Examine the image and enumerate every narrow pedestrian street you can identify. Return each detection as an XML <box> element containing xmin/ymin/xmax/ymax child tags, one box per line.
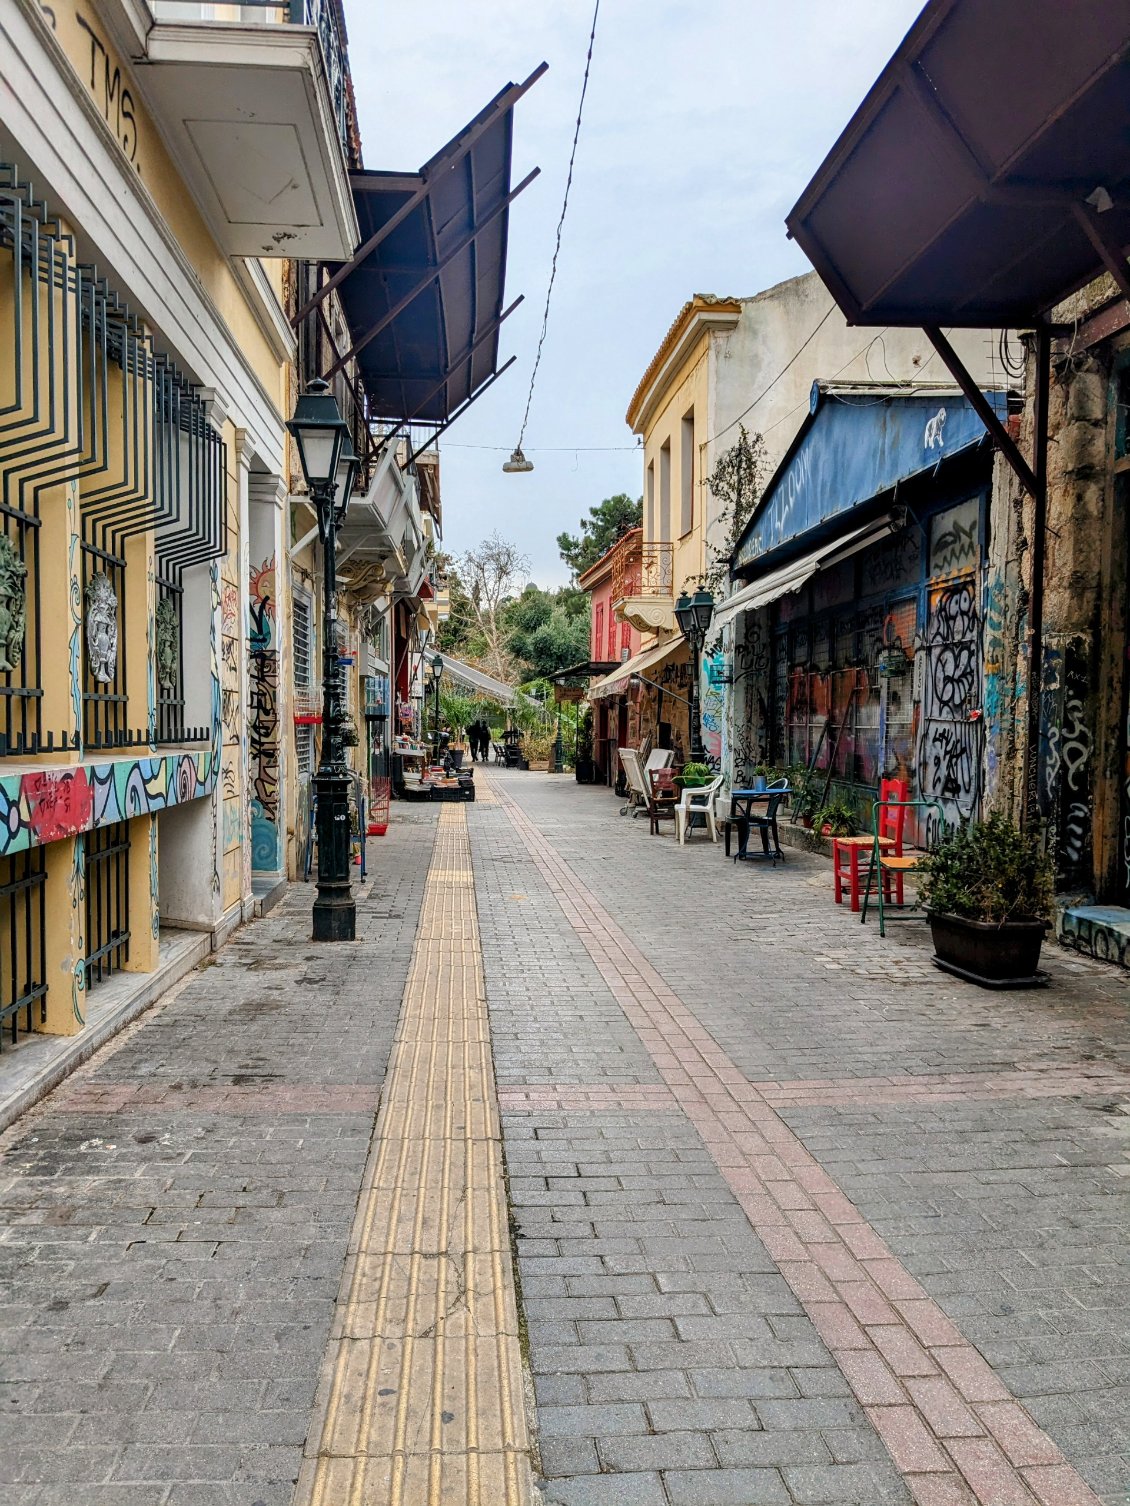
<box><xmin>2</xmin><ymin>769</ymin><xmax>1129</xmax><ymax>1506</ymax></box>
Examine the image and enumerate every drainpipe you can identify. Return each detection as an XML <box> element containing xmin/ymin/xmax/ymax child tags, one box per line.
<box><xmin>1023</xmin><ymin>326</ymin><xmax>1051</xmax><ymax>829</ymax></box>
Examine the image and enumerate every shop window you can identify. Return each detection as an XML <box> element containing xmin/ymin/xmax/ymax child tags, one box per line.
<box><xmin>83</xmin><ymin>822</ymin><xmax>130</xmax><ymax>991</ymax></box>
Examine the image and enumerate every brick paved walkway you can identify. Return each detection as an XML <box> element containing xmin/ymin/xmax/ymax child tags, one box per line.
<box><xmin>475</xmin><ymin>769</ymin><xmax>1130</xmax><ymax>1506</ymax></box>
<box><xmin>1</xmin><ymin>772</ymin><xmax>1129</xmax><ymax>1505</ymax></box>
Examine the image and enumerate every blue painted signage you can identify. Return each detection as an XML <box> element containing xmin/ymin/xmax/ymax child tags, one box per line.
<box><xmin>733</xmin><ymin>389</ymin><xmax>1007</xmax><ymax>571</ymax></box>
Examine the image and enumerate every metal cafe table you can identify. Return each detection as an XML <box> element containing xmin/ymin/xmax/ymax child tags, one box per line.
<box><xmin>726</xmin><ymin>785</ymin><xmax>791</xmax><ymax>863</ymax></box>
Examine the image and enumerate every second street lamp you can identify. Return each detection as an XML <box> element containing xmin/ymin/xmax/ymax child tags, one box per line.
<box><xmin>430</xmin><ymin>654</ymin><xmax>443</xmax><ymax>758</ymax></box>
<box><xmin>287</xmin><ymin>379</ymin><xmax>358</xmax><ymax>943</ymax></box>
<box><xmin>675</xmin><ymin>586</ymin><xmax>715</xmax><ymax>764</ymax></box>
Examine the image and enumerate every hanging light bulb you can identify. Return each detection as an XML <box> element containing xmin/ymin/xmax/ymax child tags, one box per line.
<box><xmin>502</xmin><ymin>446</ymin><xmax>534</xmax><ymax>473</ymax></box>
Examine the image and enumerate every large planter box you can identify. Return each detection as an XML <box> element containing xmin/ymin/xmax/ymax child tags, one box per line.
<box><xmin>928</xmin><ymin>911</ymin><xmax>1048</xmax><ymax>988</ymax></box>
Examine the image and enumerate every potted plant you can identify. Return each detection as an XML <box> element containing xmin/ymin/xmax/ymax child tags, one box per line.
<box><xmin>815</xmin><ymin>799</ymin><xmax>856</xmax><ymax>838</ymax></box>
<box><xmin>675</xmin><ymin>761</ymin><xmax>713</xmax><ymax>790</ymax></box>
<box><xmin>915</xmin><ymin>814</ymin><xmax>1054</xmax><ymax>987</ymax></box>
<box><xmin>751</xmin><ymin>763</ymin><xmax>769</xmax><ymax>793</ymax></box>
<box><xmin>788</xmin><ymin>767</ymin><xmax>822</xmax><ymax>828</ymax></box>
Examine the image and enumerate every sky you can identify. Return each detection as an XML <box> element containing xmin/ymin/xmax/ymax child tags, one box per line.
<box><xmin>346</xmin><ymin>0</ymin><xmax>925</xmax><ymax>589</ymax></box>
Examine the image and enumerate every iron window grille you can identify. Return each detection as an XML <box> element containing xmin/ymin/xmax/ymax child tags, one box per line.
<box><xmin>0</xmin><ymin>848</ymin><xmax>46</xmax><ymax>1049</ymax></box>
<box><xmin>83</xmin><ymin>820</ymin><xmax>130</xmax><ymax>990</ymax></box>
<box><xmin>1</xmin><ymin>162</ymin><xmax>226</xmax><ymax>758</ymax></box>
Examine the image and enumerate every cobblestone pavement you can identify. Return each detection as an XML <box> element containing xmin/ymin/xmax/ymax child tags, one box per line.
<box><xmin>0</xmin><ymin>810</ymin><xmax>438</xmax><ymax>1506</ymax></box>
<box><xmin>474</xmin><ymin>770</ymin><xmax>1130</xmax><ymax>1506</ymax></box>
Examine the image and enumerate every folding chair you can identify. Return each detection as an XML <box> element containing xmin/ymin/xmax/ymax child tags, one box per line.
<box><xmin>861</xmin><ymin>799</ymin><xmax>945</xmax><ymax>937</ymax></box>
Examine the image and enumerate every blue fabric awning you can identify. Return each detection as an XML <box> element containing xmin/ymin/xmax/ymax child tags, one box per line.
<box><xmin>732</xmin><ymin>385</ymin><xmax>1005</xmax><ymax>574</ymax></box>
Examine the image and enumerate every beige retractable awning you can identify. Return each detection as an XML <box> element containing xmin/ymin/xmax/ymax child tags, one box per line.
<box><xmin>589</xmin><ymin>637</ymin><xmax>685</xmax><ymax>699</ymax></box>
<box><xmin>717</xmin><ymin>517</ymin><xmax>897</xmax><ymax>633</ymax></box>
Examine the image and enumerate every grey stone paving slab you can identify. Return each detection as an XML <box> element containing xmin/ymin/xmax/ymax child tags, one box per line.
<box><xmin>483</xmin><ymin>770</ymin><xmax>1130</xmax><ymax>1505</ymax></box>
<box><xmin>473</xmin><ymin>791</ymin><xmax>909</xmax><ymax>1506</ymax></box>
<box><xmin>0</xmin><ymin>810</ymin><xmax>438</xmax><ymax>1502</ymax></box>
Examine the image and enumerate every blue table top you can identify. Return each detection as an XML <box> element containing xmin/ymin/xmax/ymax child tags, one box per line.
<box><xmin>732</xmin><ymin>786</ymin><xmax>791</xmax><ymax>798</ymax></box>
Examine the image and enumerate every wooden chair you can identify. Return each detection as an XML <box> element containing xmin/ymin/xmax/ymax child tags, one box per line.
<box><xmin>647</xmin><ymin>766</ymin><xmax>679</xmax><ymax>836</ymax></box>
<box><xmin>861</xmin><ymin>799</ymin><xmax>944</xmax><ymax>936</ymax></box>
<box><xmin>833</xmin><ymin>778</ymin><xmax>908</xmax><ymax>912</ymax></box>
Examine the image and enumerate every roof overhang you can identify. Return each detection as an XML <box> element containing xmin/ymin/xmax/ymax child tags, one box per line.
<box><xmin>626</xmin><ymin>297</ymin><xmax>742</xmax><ymax>433</ymax></box>
<box><xmin>549</xmin><ymin>659</ymin><xmax>620</xmax><ymax>682</ymax></box>
<box><xmin>316</xmin><ymin>68</ymin><xmax>544</xmax><ymax>424</ymax></box>
<box><xmin>589</xmin><ymin>639</ymin><xmax>688</xmax><ymax>700</ymax></box>
<box><xmin>787</xmin><ymin>0</ymin><xmax>1130</xmax><ymax>328</ymax></box>
<box><xmin>136</xmin><ymin>22</ymin><xmax>358</xmax><ymax>259</ymax></box>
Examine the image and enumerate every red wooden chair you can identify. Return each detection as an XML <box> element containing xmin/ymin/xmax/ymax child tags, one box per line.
<box><xmin>832</xmin><ymin>778</ymin><xmax>908</xmax><ymax>911</ymax></box>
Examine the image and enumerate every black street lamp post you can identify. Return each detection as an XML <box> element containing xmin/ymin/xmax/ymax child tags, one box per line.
<box><xmin>430</xmin><ymin>654</ymin><xmax>443</xmax><ymax>757</ymax></box>
<box><xmin>287</xmin><ymin>379</ymin><xmax>359</xmax><ymax>942</ymax></box>
<box><xmin>674</xmin><ymin>587</ymin><xmax>716</xmax><ymax>764</ymax></box>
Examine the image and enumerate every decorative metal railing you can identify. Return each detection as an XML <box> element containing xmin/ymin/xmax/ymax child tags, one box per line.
<box><xmin>0</xmin><ymin>849</ymin><xmax>46</xmax><ymax>1049</ymax></box>
<box><xmin>83</xmin><ymin>821</ymin><xmax>131</xmax><ymax>990</ymax></box>
<box><xmin>612</xmin><ymin>541</ymin><xmax>673</xmax><ymax>603</ymax></box>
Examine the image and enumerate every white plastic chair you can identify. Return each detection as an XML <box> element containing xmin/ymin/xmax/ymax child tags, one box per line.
<box><xmin>675</xmin><ymin>775</ymin><xmax>724</xmax><ymax>845</ymax></box>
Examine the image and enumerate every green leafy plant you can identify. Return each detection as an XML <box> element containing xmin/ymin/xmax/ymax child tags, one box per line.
<box><xmin>787</xmin><ymin>767</ymin><xmax>822</xmax><ymax>823</ymax></box>
<box><xmin>815</xmin><ymin>799</ymin><xmax>856</xmax><ymax>837</ymax></box>
<box><xmin>916</xmin><ymin>814</ymin><xmax>1054</xmax><ymax>926</ymax></box>
<box><xmin>677</xmin><ymin>761</ymin><xmax>713</xmax><ymax>789</ymax></box>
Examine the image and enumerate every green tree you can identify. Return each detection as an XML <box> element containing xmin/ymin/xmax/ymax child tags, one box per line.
<box><xmin>557</xmin><ymin>493</ymin><xmax>642</xmax><ymax>579</ymax></box>
<box><xmin>703</xmin><ymin>425</ymin><xmax>765</xmax><ymax>595</ymax></box>
<box><xmin>504</xmin><ymin>584</ymin><xmax>590</xmax><ymax>680</ymax></box>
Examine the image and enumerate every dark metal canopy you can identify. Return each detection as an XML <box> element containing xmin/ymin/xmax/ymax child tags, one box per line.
<box><xmin>787</xmin><ymin>0</ymin><xmax>1130</xmax><ymax>328</ymax></box>
<box><xmin>312</xmin><ymin>66</ymin><xmax>545</xmax><ymax>424</ymax></box>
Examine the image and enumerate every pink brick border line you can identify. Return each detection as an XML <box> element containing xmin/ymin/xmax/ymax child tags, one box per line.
<box><xmin>492</xmin><ymin>787</ymin><xmax>1105</xmax><ymax>1506</ymax></box>
<box><xmin>50</xmin><ymin>1083</ymin><xmax>377</xmax><ymax>1116</ymax></box>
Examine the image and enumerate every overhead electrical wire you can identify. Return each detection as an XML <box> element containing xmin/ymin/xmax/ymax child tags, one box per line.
<box><xmin>706</xmin><ymin>301</ymin><xmax>836</xmax><ymax>446</ymax></box>
<box><xmin>511</xmin><ymin>0</ymin><xmax>601</xmax><ymax>459</ymax></box>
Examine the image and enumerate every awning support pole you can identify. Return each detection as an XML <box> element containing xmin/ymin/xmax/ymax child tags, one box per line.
<box><xmin>1071</xmin><ymin>202</ymin><xmax>1130</xmax><ymax>306</ymax></box>
<box><xmin>403</xmin><ymin>357</ymin><xmax>518</xmax><ymax>467</ymax></box>
<box><xmin>321</xmin><ymin>169</ymin><xmax>540</xmax><ymax>382</ymax></box>
<box><xmin>374</xmin><ymin>296</ymin><xmax>524</xmax><ymax>459</ymax></box>
<box><xmin>922</xmin><ymin>326</ymin><xmax>1038</xmax><ymax>494</ymax></box>
<box><xmin>292</xmin><ymin>61</ymin><xmax>548</xmax><ymax>327</ymax></box>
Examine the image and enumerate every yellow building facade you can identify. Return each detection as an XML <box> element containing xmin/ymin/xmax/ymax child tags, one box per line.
<box><xmin>0</xmin><ymin>0</ymin><xmax>358</xmax><ymax>1044</ymax></box>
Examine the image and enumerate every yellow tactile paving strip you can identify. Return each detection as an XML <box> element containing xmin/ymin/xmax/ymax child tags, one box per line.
<box><xmin>294</xmin><ymin>806</ymin><xmax>535</xmax><ymax>1506</ymax></box>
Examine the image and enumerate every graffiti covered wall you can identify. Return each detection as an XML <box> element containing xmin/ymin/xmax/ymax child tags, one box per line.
<box><xmin>249</xmin><ymin>554</ymin><xmax>281</xmax><ymax>871</ymax></box>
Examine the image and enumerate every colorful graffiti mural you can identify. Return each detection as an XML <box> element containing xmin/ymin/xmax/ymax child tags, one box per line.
<box><xmin>249</xmin><ymin>555</ymin><xmax>281</xmax><ymax>871</ymax></box>
<box><xmin>0</xmin><ymin>747</ymin><xmax>218</xmax><ymax>859</ymax></box>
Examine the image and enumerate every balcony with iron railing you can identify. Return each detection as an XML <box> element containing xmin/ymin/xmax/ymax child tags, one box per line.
<box><xmin>612</xmin><ymin>541</ymin><xmax>676</xmax><ymax>632</ymax></box>
<box><xmin>149</xmin><ymin>1</ymin><xmax>350</xmax><ymax>151</ymax></box>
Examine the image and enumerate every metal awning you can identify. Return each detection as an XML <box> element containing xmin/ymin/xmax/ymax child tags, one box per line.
<box><xmin>787</xmin><ymin>1</ymin><xmax>1130</xmax><ymax>328</ymax></box>
<box><xmin>439</xmin><ymin>656</ymin><xmax>532</xmax><ymax>707</ymax></box>
<box><xmin>717</xmin><ymin>519</ymin><xmax>898</xmax><ymax>632</ymax></box>
<box><xmin>302</xmin><ymin>66</ymin><xmax>545</xmax><ymax>423</ymax></box>
<box><xmin>549</xmin><ymin>659</ymin><xmax>620</xmax><ymax>682</ymax></box>
<box><xmin>589</xmin><ymin>639</ymin><xmax>686</xmax><ymax>701</ymax></box>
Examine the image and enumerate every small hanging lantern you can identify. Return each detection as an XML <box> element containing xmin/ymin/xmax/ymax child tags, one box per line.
<box><xmin>502</xmin><ymin>446</ymin><xmax>534</xmax><ymax>473</ymax></box>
